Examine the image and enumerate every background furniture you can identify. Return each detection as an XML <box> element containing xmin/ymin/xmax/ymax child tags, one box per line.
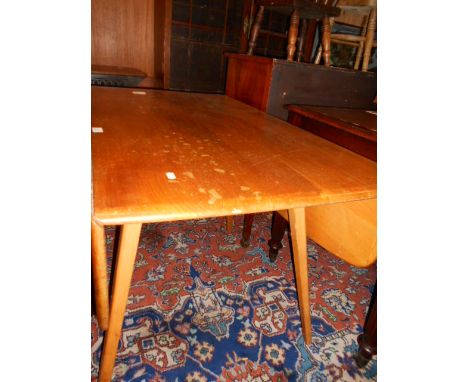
<box><xmin>287</xmin><ymin>105</ymin><xmax>376</xmax><ymax>160</ymax></box>
<box><xmin>225</xmin><ymin>53</ymin><xmax>376</xmax><ymax>120</ymax></box>
<box><xmin>314</xmin><ymin>0</ymin><xmax>377</xmax><ymax>71</ymax></box>
<box><xmin>246</xmin><ymin>0</ymin><xmax>340</xmax><ymax>63</ymax></box>
<box><xmin>92</xmin><ymin>0</ymin><xmax>246</xmax><ymax>92</ymax></box>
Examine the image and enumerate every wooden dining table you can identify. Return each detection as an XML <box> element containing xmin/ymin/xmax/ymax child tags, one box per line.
<box><xmin>91</xmin><ymin>86</ymin><xmax>377</xmax><ymax>381</ymax></box>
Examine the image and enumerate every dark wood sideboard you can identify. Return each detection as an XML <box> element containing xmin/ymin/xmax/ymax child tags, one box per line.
<box><xmin>225</xmin><ymin>53</ymin><xmax>376</xmax><ymax>120</ymax></box>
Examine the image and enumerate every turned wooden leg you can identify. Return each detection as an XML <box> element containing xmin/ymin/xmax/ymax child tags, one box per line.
<box><xmin>296</xmin><ymin>19</ymin><xmax>308</xmax><ymax>62</ymax></box>
<box><xmin>241</xmin><ymin>213</ymin><xmax>254</xmax><ymax>247</ymax></box>
<box><xmin>99</xmin><ymin>223</ymin><xmax>142</xmax><ymax>382</ymax></box>
<box><xmin>287</xmin><ymin>9</ymin><xmax>300</xmax><ymax>61</ymax></box>
<box><xmin>362</xmin><ymin>6</ymin><xmax>376</xmax><ymax>72</ymax></box>
<box><xmin>225</xmin><ymin>216</ymin><xmax>234</xmax><ymax>232</ymax></box>
<box><xmin>268</xmin><ymin>211</ymin><xmax>288</xmax><ymax>262</ymax></box>
<box><xmin>247</xmin><ymin>6</ymin><xmax>265</xmax><ymax>55</ymax></box>
<box><xmin>92</xmin><ymin>219</ymin><xmax>109</xmax><ymax>331</ymax></box>
<box><xmin>314</xmin><ymin>18</ymin><xmax>334</xmax><ymax>65</ymax></box>
<box><xmin>314</xmin><ymin>44</ymin><xmax>322</xmax><ymax>65</ymax></box>
<box><xmin>356</xmin><ymin>284</ymin><xmax>377</xmax><ymax>367</ymax></box>
<box><xmin>289</xmin><ymin>207</ymin><xmax>311</xmax><ymax>344</ymax></box>
<box><xmin>322</xmin><ymin>16</ymin><xmax>332</xmax><ymax>66</ymax></box>
<box><xmin>354</xmin><ymin>14</ymin><xmax>369</xmax><ymax>70</ymax></box>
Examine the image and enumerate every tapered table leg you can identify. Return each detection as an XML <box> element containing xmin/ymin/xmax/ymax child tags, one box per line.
<box><xmin>288</xmin><ymin>207</ymin><xmax>311</xmax><ymax>344</ymax></box>
<box><xmin>268</xmin><ymin>211</ymin><xmax>288</xmax><ymax>262</ymax></box>
<box><xmin>98</xmin><ymin>223</ymin><xmax>142</xmax><ymax>382</ymax></box>
<box><xmin>92</xmin><ymin>219</ymin><xmax>109</xmax><ymax>331</ymax></box>
<box><xmin>356</xmin><ymin>283</ymin><xmax>377</xmax><ymax>367</ymax></box>
<box><xmin>241</xmin><ymin>213</ymin><xmax>254</xmax><ymax>247</ymax></box>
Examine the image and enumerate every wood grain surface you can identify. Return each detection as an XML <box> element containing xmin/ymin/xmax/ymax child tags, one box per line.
<box><xmin>91</xmin><ymin>0</ymin><xmax>155</xmax><ymax>77</ymax></box>
<box><xmin>91</xmin><ymin>86</ymin><xmax>376</xmax><ymax>225</ymax></box>
<box><xmin>225</xmin><ymin>54</ymin><xmax>274</xmax><ymax>112</ymax></box>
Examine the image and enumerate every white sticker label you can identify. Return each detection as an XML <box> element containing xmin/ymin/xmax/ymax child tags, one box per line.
<box><xmin>92</xmin><ymin>127</ymin><xmax>104</xmax><ymax>133</ymax></box>
<box><xmin>165</xmin><ymin>172</ymin><xmax>176</xmax><ymax>180</ymax></box>
<box><xmin>132</xmin><ymin>91</ymin><xmax>147</xmax><ymax>95</ymax></box>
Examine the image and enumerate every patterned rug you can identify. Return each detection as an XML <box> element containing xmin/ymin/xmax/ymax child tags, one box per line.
<box><xmin>91</xmin><ymin>213</ymin><xmax>377</xmax><ymax>381</ymax></box>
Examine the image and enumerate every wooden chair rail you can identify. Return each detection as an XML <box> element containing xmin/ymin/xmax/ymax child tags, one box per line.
<box><xmin>247</xmin><ymin>0</ymin><xmax>340</xmax><ymax>63</ymax></box>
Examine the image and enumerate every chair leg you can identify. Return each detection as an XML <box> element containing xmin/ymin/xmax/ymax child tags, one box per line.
<box><xmin>92</xmin><ymin>219</ymin><xmax>109</xmax><ymax>331</ymax></box>
<box><xmin>354</xmin><ymin>13</ymin><xmax>369</xmax><ymax>70</ymax></box>
<box><xmin>356</xmin><ymin>283</ymin><xmax>377</xmax><ymax>367</ymax></box>
<box><xmin>321</xmin><ymin>16</ymin><xmax>332</xmax><ymax>66</ymax></box>
<box><xmin>362</xmin><ymin>6</ymin><xmax>376</xmax><ymax>72</ymax></box>
<box><xmin>268</xmin><ymin>211</ymin><xmax>288</xmax><ymax>262</ymax></box>
<box><xmin>241</xmin><ymin>213</ymin><xmax>254</xmax><ymax>247</ymax></box>
<box><xmin>287</xmin><ymin>9</ymin><xmax>300</xmax><ymax>61</ymax></box>
<box><xmin>314</xmin><ymin>45</ymin><xmax>322</xmax><ymax>65</ymax></box>
<box><xmin>314</xmin><ymin>18</ymin><xmax>334</xmax><ymax>65</ymax></box>
<box><xmin>247</xmin><ymin>6</ymin><xmax>265</xmax><ymax>55</ymax></box>
<box><xmin>288</xmin><ymin>207</ymin><xmax>312</xmax><ymax>345</ymax></box>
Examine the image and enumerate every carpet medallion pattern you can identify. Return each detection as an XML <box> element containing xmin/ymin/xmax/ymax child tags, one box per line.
<box><xmin>91</xmin><ymin>213</ymin><xmax>376</xmax><ymax>381</ymax></box>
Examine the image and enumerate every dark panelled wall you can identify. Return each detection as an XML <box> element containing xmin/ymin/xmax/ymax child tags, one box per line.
<box><xmin>170</xmin><ymin>0</ymin><xmax>244</xmax><ymax>93</ymax></box>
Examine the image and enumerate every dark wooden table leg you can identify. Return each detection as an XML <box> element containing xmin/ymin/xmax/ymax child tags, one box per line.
<box><xmin>356</xmin><ymin>283</ymin><xmax>377</xmax><ymax>367</ymax></box>
<box><xmin>247</xmin><ymin>6</ymin><xmax>265</xmax><ymax>55</ymax></box>
<box><xmin>241</xmin><ymin>213</ymin><xmax>255</xmax><ymax>247</ymax></box>
<box><xmin>268</xmin><ymin>211</ymin><xmax>288</xmax><ymax>262</ymax></box>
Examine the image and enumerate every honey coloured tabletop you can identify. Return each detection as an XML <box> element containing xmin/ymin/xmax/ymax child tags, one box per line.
<box><xmin>91</xmin><ymin>86</ymin><xmax>376</xmax><ymax>225</ymax></box>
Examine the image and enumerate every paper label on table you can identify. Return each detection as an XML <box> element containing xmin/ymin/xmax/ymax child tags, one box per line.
<box><xmin>132</xmin><ymin>91</ymin><xmax>147</xmax><ymax>95</ymax></box>
<box><xmin>165</xmin><ymin>172</ymin><xmax>176</xmax><ymax>180</ymax></box>
<box><xmin>92</xmin><ymin>127</ymin><xmax>104</xmax><ymax>133</ymax></box>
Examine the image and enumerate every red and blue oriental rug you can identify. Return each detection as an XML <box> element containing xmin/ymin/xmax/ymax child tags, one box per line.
<box><xmin>91</xmin><ymin>213</ymin><xmax>377</xmax><ymax>381</ymax></box>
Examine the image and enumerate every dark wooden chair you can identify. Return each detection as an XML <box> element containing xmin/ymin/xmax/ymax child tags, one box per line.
<box><xmin>247</xmin><ymin>0</ymin><xmax>341</xmax><ymax>63</ymax></box>
<box><xmin>314</xmin><ymin>0</ymin><xmax>377</xmax><ymax>71</ymax></box>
